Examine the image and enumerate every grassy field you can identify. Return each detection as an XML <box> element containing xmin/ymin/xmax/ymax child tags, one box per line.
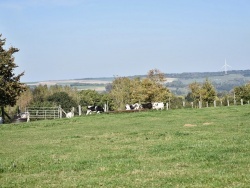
<box><xmin>0</xmin><ymin>106</ymin><xmax>250</xmax><ymax>187</ymax></box>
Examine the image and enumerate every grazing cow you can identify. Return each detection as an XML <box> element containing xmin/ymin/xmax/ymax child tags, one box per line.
<box><xmin>125</xmin><ymin>103</ymin><xmax>140</xmax><ymax>110</ymax></box>
<box><xmin>152</xmin><ymin>102</ymin><xmax>164</xmax><ymax>110</ymax></box>
<box><xmin>66</xmin><ymin>112</ymin><xmax>74</xmax><ymax>118</ymax></box>
<box><xmin>125</xmin><ymin>104</ymin><xmax>132</xmax><ymax>110</ymax></box>
<box><xmin>13</xmin><ymin>112</ymin><xmax>30</xmax><ymax>123</ymax></box>
<box><xmin>140</xmin><ymin>103</ymin><xmax>152</xmax><ymax>109</ymax></box>
<box><xmin>86</xmin><ymin>105</ymin><xmax>104</xmax><ymax>115</ymax></box>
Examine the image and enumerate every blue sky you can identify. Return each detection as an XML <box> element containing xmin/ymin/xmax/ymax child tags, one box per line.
<box><xmin>1</xmin><ymin>0</ymin><xmax>249</xmax><ymax>82</ymax></box>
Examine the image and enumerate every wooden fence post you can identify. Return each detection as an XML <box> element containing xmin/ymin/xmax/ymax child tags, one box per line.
<box><xmin>78</xmin><ymin>105</ymin><xmax>81</xmax><ymax>116</ymax></box>
<box><xmin>191</xmin><ymin>102</ymin><xmax>193</xmax><ymax>108</ymax></box>
<box><xmin>166</xmin><ymin>103</ymin><xmax>169</xmax><ymax>110</ymax></box>
<box><xmin>206</xmin><ymin>102</ymin><xmax>208</xmax><ymax>108</ymax></box>
<box><xmin>241</xmin><ymin>99</ymin><xmax>243</xmax><ymax>105</ymax></box>
<box><xmin>59</xmin><ymin>105</ymin><xmax>62</xmax><ymax>118</ymax></box>
<box><xmin>199</xmin><ymin>101</ymin><xmax>202</xmax><ymax>109</ymax></box>
<box><xmin>214</xmin><ymin>100</ymin><xmax>216</xmax><ymax>107</ymax></box>
<box><xmin>227</xmin><ymin>100</ymin><xmax>230</xmax><ymax>107</ymax></box>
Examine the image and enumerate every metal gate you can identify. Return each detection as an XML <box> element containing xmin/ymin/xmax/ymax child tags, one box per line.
<box><xmin>26</xmin><ymin>106</ymin><xmax>62</xmax><ymax>120</ymax></box>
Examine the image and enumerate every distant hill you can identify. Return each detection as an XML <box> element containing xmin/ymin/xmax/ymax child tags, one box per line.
<box><xmin>26</xmin><ymin>69</ymin><xmax>250</xmax><ymax>95</ymax></box>
<box><xmin>166</xmin><ymin>69</ymin><xmax>250</xmax><ymax>79</ymax></box>
<box><xmin>165</xmin><ymin>70</ymin><xmax>250</xmax><ymax>95</ymax></box>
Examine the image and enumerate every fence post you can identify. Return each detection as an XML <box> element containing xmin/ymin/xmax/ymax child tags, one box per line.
<box><xmin>166</xmin><ymin>103</ymin><xmax>169</xmax><ymax>110</ymax></box>
<box><xmin>78</xmin><ymin>105</ymin><xmax>81</xmax><ymax>116</ymax></box>
<box><xmin>206</xmin><ymin>102</ymin><xmax>208</xmax><ymax>108</ymax></box>
<box><xmin>183</xmin><ymin>101</ymin><xmax>185</xmax><ymax>108</ymax></box>
<box><xmin>59</xmin><ymin>105</ymin><xmax>62</xmax><ymax>118</ymax></box>
<box><xmin>220</xmin><ymin>100</ymin><xmax>222</xmax><ymax>106</ymax></box>
<box><xmin>191</xmin><ymin>102</ymin><xmax>193</xmax><ymax>108</ymax></box>
<box><xmin>241</xmin><ymin>99</ymin><xmax>243</xmax><ymax>105</ymax></box>
<box><xmin>227</xmin><ymin>100</ymin><xmax>230</xmax><ymax>107</ymax></box>
<box><xmin>104</xmin><ymin>104</ymin><xmax>107</xmax><ymax>112</ymax></box>
<box><xmin>214</xmin><ymin>100</ymin><xmax>216</xmax><ymax>107</ymax></box>
<box><xmin>234</xmin><ymin>92</ymin><xmax>236</xmax><ymax>105</ymax></box>
<box><xmin>27</xmin><ymin>112</ymin><xmax>30</xmax><ymax>122</ymax></box>
<box><xmin>199</xmin><ymin>101</ymin><xmax>202</xmax><ymax>109</ymax></box>
<box><xmin>168</xmin><ymin>97</ymin><xmax>171</xmax><ymax>109</ymax></box>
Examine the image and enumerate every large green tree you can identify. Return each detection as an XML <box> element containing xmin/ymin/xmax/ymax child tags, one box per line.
<box><xmin>0</xmin><ymin>34</ymin><xmax>26</xmax><ymax>123</ymax></box>
<box><xmin>109</xmin><ymin>77</ymin><xmax>133</xmax><ymax>110</ymax></box>
<box><xmin>109</xmin><ymin>69</ymin><xmax>170</xmax><ymax>110</ymax></box>
<box><xmin>47</xmin><ymin>92</ymin><xmax>77</xmax><ymax>110</ymax></box>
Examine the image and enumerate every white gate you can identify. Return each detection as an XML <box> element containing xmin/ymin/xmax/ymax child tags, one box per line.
<box><xmin>26</xmin><ymin>106</ymin><xmax>62</xmax><ymax>120</ymax></box>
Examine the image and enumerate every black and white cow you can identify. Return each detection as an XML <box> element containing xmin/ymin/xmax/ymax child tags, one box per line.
<box><xmin>140</xmin><ymin>103</ymin><xmax>153</xmax><ymax>109</ymax></box>
<box><xmin>125</xmin><ymin>103</ymin><xmax>140</xmax><ymax>110</ymax></box>
<box><xmin>86</xmin><ymin>105</ymin><xmax>104</xmax><ymax>115</ymax></box>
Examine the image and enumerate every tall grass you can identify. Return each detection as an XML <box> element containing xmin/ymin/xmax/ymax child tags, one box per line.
<box><xmin>0</xmin><ymin>106</ymin><xmax>250</xmax><ymax>187</ymax></box>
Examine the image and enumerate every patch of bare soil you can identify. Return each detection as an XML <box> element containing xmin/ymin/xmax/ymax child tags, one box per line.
<box><xmin>203</xmin><ymin>122</ymin><xmax>213</xmax><ymax>125</ymax></box>
<box><xmin>184</xmin><ymin>124</ymin><xmax>197</xmax><ymax>127</ymax></box>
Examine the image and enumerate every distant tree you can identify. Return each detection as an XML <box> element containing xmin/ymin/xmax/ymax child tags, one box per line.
<box><xmin>169</xmin><ymin>96</ymin><xmax>184</xmax><ymax>109</ymax></box>
<box><xmin>79</xmin><ymin>89</ymin><xmax>103</xmax><ymax>106</ymax></box>
<box><xmin>49</xmin><ymin>85</ymin><xmax>79</xmax><ymax>104</ymax></box>
<box><xmin>188</xmin><ymin>81</ymin><xmax>201</xmax><ymax>103</ymax></box>
<box><xmin>32</xmin><ymin>84</ymin><xmax>50</xmax><ymax>103</ymax></box>
<box><xmin>139</xmin><ymin>69</ymin><xmax>170</xmax><ymax>102</ymax></box>
<box><xmin>109</xmin><ymin>77</ymin><xmax>133</xmax><ymax>110</ymax></box>
<box><xmin>16</xmin><ymin>87</ymin><xmax>33</xmax><ymax>111</ymax></box>
<box><xmin>147</xmin><ymin>69</ymin><xmax>166</xmax><ymax>83</ymax></box>
<box><xmin>185</xmin><ymin>92</ymin><xmax>193</xmax><ymax>102</ymax></box>
<box><xmin>188</xmin><ymin>79</ymin><xmax>217</xmax><ymax>105</ymax></box>
<box><xmin>109</xmin><ymin>69</ymin><xmax>171</xmax><ymax>110</ymax></box>
<box><xmin>234</xmin><ymin>83</ymin><xmax>250</xmax><ymax>103</ymax></box>
<box><xmin>201</xmin><ymin>79</ymin><xmax>217</xmax><ymax>104</ymax></box>
<box><xmin>0</xmin><ymin>34</ymin><xmax>26</xmax><ymax>123</ymax></box>
<box><xmin>47</xmin><ymin>92</ymin><xmax>77</xmax><ymax>110</ymax></box>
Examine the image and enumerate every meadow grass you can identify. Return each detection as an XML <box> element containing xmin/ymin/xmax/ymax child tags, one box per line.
<box><xmin>0</xmin><ymin>106</ymin><xmax>250</xmax><ymax>187</ymax></box>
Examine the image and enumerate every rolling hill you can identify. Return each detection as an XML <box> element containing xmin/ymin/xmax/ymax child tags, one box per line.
<box><xmin>25</xmin><ymin>70</ymin><xmax>250</xmax><ymax>95</ymax></box>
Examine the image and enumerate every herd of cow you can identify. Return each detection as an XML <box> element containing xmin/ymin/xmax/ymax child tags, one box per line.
<box><xmin>125</xmin><ymin>102</ymin><xmax>164</xmax><ymax>110</ymax></box>
<box><xmin>84</xmin><ymin>102</ymin><xmax>164</xmax><ymax>116</ymax></box>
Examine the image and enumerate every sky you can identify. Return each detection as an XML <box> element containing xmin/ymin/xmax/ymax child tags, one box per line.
<box><xmin>0</xmin><ymin>0</ymin><xmax>249</xmax><ymax>82</ymax></box>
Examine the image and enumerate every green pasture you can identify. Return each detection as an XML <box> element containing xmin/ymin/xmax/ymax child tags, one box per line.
<box><xmin>0</xmin><ymin>106</ymin><xmax>250</xmax><ymax>187</ymax></box>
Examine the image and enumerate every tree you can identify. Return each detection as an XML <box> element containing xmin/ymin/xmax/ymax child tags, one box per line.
<box><xmin>16</xmin><ymin>87</ymin><xmax>33</xmax><ymax>111</ymax></box>
<box><xmin>109</xmin><ymin>76</ymin><xmax>133</xmax><ymax>110</ymax></box>
<box><xmin>234</xmin><ymin>83</ymin><xmax>250</xmax><ymax>103</ymax></box>
<box><xmin>79</xmin><ymin>89</ymin><xmax>103</xmax><ymax>106</ymax></box>
<box><xmin>0</xmin><ymin>34</ymin><xmax>26</xmax><ymax>123</ymax></box>
<box><xmin>188</xmin><ymin>81</ymin><xmax>201</xmax><ymax>103</ymax></box>
<box><xmin>201</xmin><ymin>79</ymin><xmax>217</xmax><ymax>104</ymax></box>
<box><xmin>109</xmin><ymin>69</ymin><xmax>171</xmax><ymax>110</ymax></box>
<box><xmin>47</xmin><ymin>92</ymin><xmax>77</xmax><ymax>110</ymax></box>
<box><xmin>188</xmin><ymin>79</ymin><xmax>217</xmax><ymax>106</ymax></box>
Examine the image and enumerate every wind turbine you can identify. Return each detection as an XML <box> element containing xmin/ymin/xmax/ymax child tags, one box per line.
<box><xmin>222</xmin><ymin>59</ymin><xmax>232</xmax><ymax>75</ymax></box>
